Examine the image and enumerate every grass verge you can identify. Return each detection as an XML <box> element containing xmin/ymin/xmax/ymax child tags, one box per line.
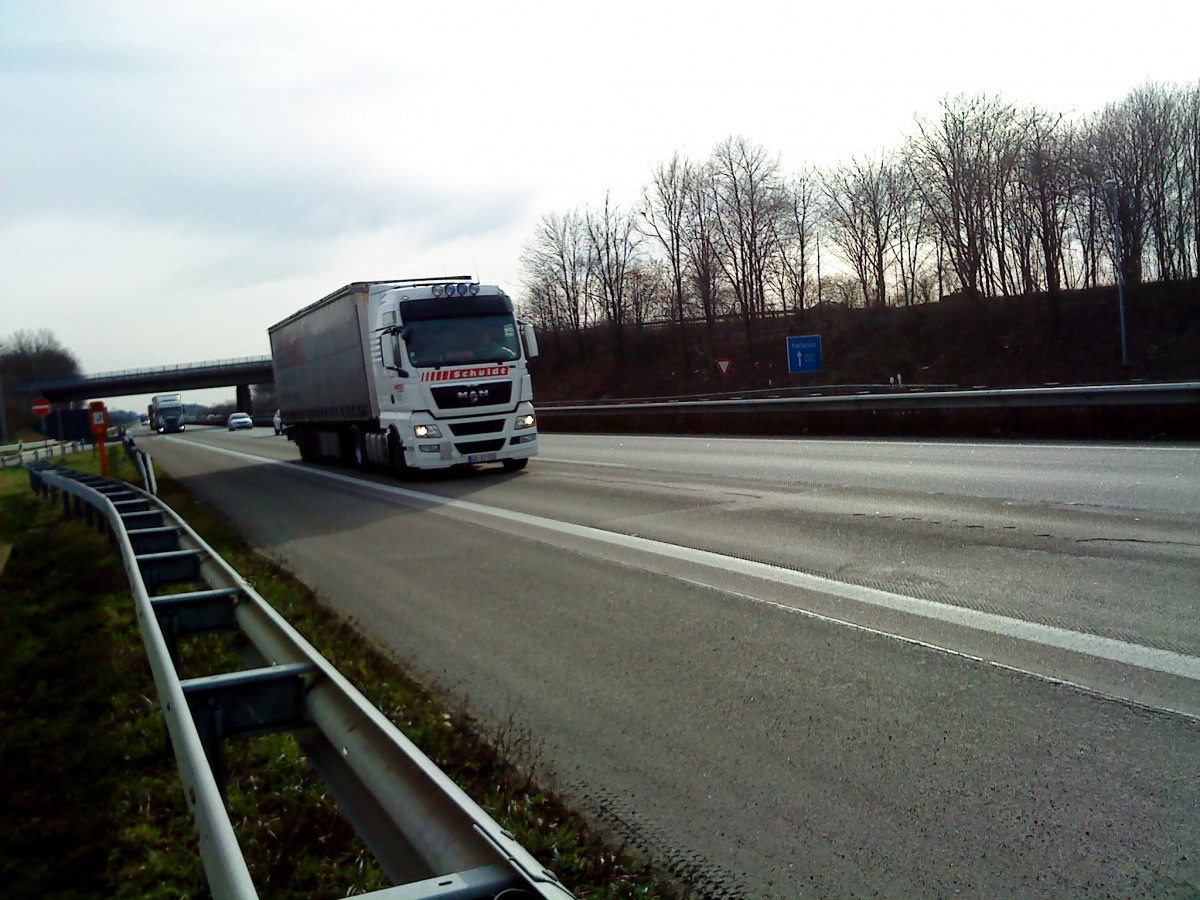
<box><xmin>0</xmin><ymin>449</ymin><xmax>679</xmax><ymax>898</ymax></box>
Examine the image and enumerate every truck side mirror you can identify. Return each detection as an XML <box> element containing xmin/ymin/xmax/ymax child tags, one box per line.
<box><xmin>380</xmin><ymin>332</ymin><xmax>410</xmax><ymax>377</ymax></box>
<box><xmin>522</xmin><ymin>322</ymin><xmax>539</xmax><ymax>359</ymax></box>
<box><xmin>379</xmin><ymin>334</ymin><xmax>401</xmax><ymax>373</ymax></box>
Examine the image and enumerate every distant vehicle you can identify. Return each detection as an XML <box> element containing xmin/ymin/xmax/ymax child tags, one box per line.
<box><xmin>273</xmin><ymin>409</ymin><xmax>284</xmax><ymax>435</ymax></box>
<box><xmin>227</xmin><ymin>412</ymin><xmax>253</xmax><ymax>431</ymax></box>
<box><xmin>149</xmin><ymin>394</ymin><xmax>186</xmax><ymax>434</ymax></box>
<box><xmin>269</xmin><ymin>277</ymin><xmax>538</xmax><ymax>473</ymax></box>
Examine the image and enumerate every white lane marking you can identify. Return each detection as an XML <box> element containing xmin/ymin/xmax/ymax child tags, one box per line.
<box><xmin>536</xmin><ymin>456</ymin><xmax>629</xmax><ymax>469</ymax></box>
<box><xmin>166</xmin><ymin>438</ymin><xmax>1200</xmax><ymax>682</ymax></box>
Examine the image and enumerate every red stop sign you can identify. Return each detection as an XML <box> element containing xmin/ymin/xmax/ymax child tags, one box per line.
<box><xmin>32</xmin><ymin>398</ymin><xmax>52</xmax><ymax>417</ymax></box>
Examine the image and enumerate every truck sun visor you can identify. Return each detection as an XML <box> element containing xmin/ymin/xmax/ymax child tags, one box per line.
<box><xmin>399</xmin><ymin>294</ymin><xmax>513</xmax><ymax>321</ymax></box>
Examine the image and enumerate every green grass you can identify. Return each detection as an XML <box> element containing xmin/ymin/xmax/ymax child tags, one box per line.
<box><xmin>0</xmin><ymin>450</ymin><xmax>679</xmax><ymax>898</ymax></box>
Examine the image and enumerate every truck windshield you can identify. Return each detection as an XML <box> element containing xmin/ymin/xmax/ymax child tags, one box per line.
<box><xmin>401</xmin><ymin>315</ymin><xmax>522</xmax><ymax>368</ymax></box>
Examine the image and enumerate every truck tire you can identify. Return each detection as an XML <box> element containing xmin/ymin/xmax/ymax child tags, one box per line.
<box><xmin>501</xmin><ymin>458</ymin><xmax>528</xmax><ymax>472</ymax></box>
<box><xmin>297</xmin><ymin>429</ymin><xmax>317</xmax><ymax>462</ymax></box>
<box><xmin>388</xmin><ymin>431</ymin><xmax>409</xmax><ymax>479</ymax></box>
<box><xmin>351</xmin><ymin>426</ymin><xmax>369</xmax><ymax>472</ymax></box>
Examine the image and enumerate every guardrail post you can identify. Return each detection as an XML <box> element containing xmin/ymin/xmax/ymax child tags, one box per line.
<box><xmin>182</xmin><ymin>663</ymin><xmax>314</xmax><ymax>802</ymax></box>
<box><xmin>138</xmin><ymin>549</ymin><xmax>203</xmax><ymax>591</ymax></box>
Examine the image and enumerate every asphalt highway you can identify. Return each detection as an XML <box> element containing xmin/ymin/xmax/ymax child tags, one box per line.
<box><xmin>144</xmin><ymin>427</ymin><xmax>1200</xmax><ymax>898</ymax></box>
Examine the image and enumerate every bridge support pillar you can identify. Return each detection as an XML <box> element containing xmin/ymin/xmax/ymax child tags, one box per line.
<box><xmin>236</xmin><ymin>384</ymin><xmax>251</xmax><ymax>413</ymax></box>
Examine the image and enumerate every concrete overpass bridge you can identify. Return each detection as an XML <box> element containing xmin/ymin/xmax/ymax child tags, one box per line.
<box><xmin>25</xmin><ymin>356</ymin><xmax>275</xmax><ymax>411</ymax></box>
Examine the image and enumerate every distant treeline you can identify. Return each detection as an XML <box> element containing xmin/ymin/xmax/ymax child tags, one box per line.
<box><xmin>520</xmin><ymin>83</ymin><xmax>1200</xmax><ymax>365</ymax></box>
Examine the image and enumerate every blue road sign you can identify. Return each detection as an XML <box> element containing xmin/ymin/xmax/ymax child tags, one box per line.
<box><xmin>786</xmin><ymin>335</ymin><xmax>822</xmax><ymax>374</ymax></box>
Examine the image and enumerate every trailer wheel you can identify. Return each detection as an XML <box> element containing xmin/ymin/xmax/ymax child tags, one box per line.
<box><xmin>297</xmin><ymin>430</ymin><xmax>317</xmax><ymax>462</ymax></box>
<box><xmin>351</xmin><ymin>426</ymin><xmax>369</xmax><ymax>472</ymax></box>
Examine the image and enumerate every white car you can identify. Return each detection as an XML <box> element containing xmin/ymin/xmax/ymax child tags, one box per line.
<box><xmin>227</xmin><ymin>412</ymin><xmax>254</xmax><ymax>431</ymax></box>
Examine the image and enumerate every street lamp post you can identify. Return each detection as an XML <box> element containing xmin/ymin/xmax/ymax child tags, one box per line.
<box><xmin>1103</xmin><ymin>178</ymin><xmax>1129</xmax><ymax>366</ymax></box>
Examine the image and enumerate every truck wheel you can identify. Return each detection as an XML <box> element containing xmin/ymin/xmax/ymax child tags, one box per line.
<box><xmin>501</xmin><ymin>458</ymin><xmax>528</xmax><ymax>472</ymax></box>
<box><xmin>298</xmin><ymin>431</ymin><xmax>317</xmax><ymax>462</ymax></box>
<box><xmin>352</xmin><ymin>427</ymin><xmax>369</xmax><ymax>472</ymax></box>
<box><xmin>388</xmin><ymin>432</ymin><xmax>410</xmax><ymax>479</ymax></box>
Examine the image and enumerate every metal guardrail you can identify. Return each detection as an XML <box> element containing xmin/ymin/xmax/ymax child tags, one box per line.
<box><xmin>1</xmin><ymin>439</ymin><xmax>88</xmax><ymax>468</ymax></box>
<box><xmin>27</xmin><ymin>463</ymin><xmax>574</xmax><ymax>900</ymax></box>
<box><xmin>120</xmin><ymin>433</ymin><xmax>157</xmax><ymax>495</ymax></box>
<box><xmin>538</xmin><ymin>381</ymin><xmax>1200</xmax><ymax>416</ymax></box>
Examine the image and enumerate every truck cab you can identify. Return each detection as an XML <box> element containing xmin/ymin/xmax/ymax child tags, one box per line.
<box><xmin>373</xmin><ymin>281</ymin><xmax>538</xmax><ymax>471</ymax></box>
<box><xmin>150</xmin><ymin>393</ymin><xmax>186</xmax><ymax>434</ymax></box>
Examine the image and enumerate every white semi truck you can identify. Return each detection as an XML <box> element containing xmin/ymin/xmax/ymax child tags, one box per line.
<box><xmin>269</xmin><ymin>277</ymin><xmax>538</xmax><ymax>473</ymax></box>
<box><xmin>148</xmin><ymin>393</ymin><xmax>186</xmax><ymax>433</ymax></box>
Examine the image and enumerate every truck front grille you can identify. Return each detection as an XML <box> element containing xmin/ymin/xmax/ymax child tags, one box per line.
<box><xmin>431</xmin><ymin>381</ymin><xmax>513</xmax><ymax>410</ymax></box>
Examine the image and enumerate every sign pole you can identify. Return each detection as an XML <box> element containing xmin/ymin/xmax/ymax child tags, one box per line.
<box><xmin>31</xmin><ymin>396</ymin><xmax>53</xmax><ymax>448</ymax></box>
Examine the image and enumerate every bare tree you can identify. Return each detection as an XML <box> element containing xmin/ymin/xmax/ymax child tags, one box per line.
<box><xmin>1185</xmin><ymin>83</ymin><xmax>1200</xmax><ymax>278</ymax></box>
<box><xmin>520</xmin><ymin>209</ymin><xmax>592</xmax><ymax>356</ymax></box>
<box><xmin>1089</xmin><ymin>90</ymin><xmax>1157</xmax><ymax>286</ymax></box>
<box><xmin>624</xmin><ymin>260</ymin><xmax>671</xmax><ymax>328</ymax></box>
<box><xmin>909</xmin><ymin>95</ymin><xmax>1019</xmax><ymax>301</ymax></box>
<box><xmin>585</xmin><ymin>193</ymin><xmax>642</xmax><ymax>360</ymax></box>
<box><xmin>710</xmin><ymin>136</ymin><xmax>785</xmax><ymax>349</ymax></box>
<box><xmin>771</xmin><ymin>170</ymin><xmax>821</xmax><ymax>317</ymax></box>
<box><xmin>890</xmin><ymin>161</ymin><xmax>932</xmax><ymax>305</ymax></box>
<box><xmin>1079</xmin><ymin>81</ymin><xmax>1200</xmax><ymax>287</ymax></box>
<box><xmin>641</xmin><ymin>153</ymin><xmax>695</xmax><ymax>367</ymax></box>
<box><xmin>822</xmin><ymin>154</ymin><xmax>903</xmax><ymax>308</ymax></box>
<box><xmin>1013</xmin><ymin>107</ymin><xmax>1079</xmax><ymax>315</ymax></box>
<box><xmin>683</xmin><ymin>160</ymin><xmax>724</xmax><ymax>357</ymax></box>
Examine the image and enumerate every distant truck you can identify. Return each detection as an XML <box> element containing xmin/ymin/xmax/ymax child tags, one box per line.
<box><xmin>148</xmin><ymin>393</ymin><xmax>186</xmax><ymax>433</ymax></box>
<box><xmin>269</xmin><ymin>277</ymin><xmax>538</xmax><ymax>473</ymax></box>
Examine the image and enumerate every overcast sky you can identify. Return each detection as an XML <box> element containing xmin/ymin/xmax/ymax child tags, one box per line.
<box><xmin>2</xmin><ymin>1</ymin><xmax>1196</xmax><ymax>410</ymax></box>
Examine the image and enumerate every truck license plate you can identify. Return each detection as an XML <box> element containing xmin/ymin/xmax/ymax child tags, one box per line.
<box><xmin>468</xmin><ymin>452</ymin><xmax>498</xmax><ymax>463</ymax></box>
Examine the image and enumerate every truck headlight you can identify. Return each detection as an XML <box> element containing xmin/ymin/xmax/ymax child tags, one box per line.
<box><xmin>413</xmin><ymin>424</ymin><xmax>442</xmax><ymax>439</ymax></box>
<box><xmin>515</xmin><ymin>414</ymin><xmax>536</xmax><ymax>430</ymax></box>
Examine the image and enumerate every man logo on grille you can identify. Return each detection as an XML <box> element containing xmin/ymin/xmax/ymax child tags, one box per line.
<box><xmin>458</xmin><ymin>389</ymin><xmax>489</xmax><ymax>404</ymax></box>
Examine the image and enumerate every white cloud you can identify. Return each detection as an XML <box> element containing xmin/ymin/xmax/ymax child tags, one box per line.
<box><xmin>2</xmin><ymin>0</ymin><xmax>1196</xmax><ymax>397</ymax></box>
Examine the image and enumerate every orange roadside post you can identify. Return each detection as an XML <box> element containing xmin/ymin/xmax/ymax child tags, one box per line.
<box><xmin>88</xmin><ymin>401</ymin><xmax>109</xmax><ymax>477</ymax></box>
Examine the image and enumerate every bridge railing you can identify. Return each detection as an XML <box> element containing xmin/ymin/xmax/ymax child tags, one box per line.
<box><xmin>26</xmin><ymin>355</ymin><xmax>273</xmax><ymax>390</ymax></box>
